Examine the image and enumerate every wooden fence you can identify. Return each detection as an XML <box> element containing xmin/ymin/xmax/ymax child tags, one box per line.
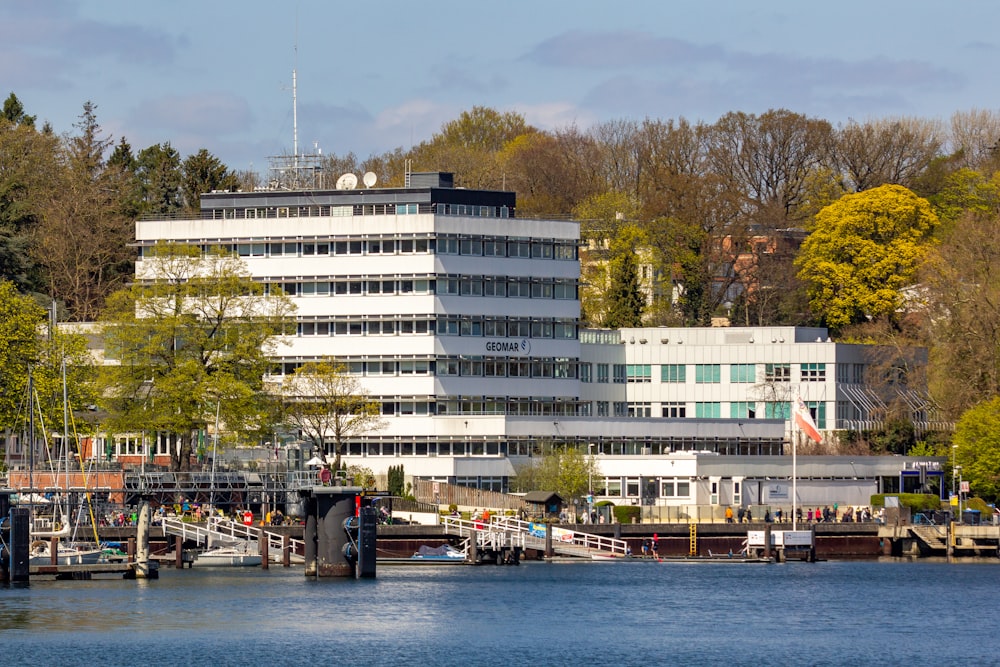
<box><xmin>412</xmin><ymin>479</ymin><xmax>528</xmax><ymax>512</ymax></box>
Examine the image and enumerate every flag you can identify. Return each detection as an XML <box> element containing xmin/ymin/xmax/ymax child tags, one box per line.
<box><xmin>794</xmin><ymin>396</ymin><xmax>822</xmax><ymax>443</ymax></box>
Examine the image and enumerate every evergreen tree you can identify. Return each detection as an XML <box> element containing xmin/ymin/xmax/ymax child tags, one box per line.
<box><xmin>602</xmin><ymin>225</ymin><xmax>646</xmax><ymax>328</ymax></box>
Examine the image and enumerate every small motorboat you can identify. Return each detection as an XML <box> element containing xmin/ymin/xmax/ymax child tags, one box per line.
<box><xmin>195</xmin><ymin>541</ymin><xmax>262</xmax><ymax>567</ymax></box>
<box><xmin>411</xmin><ymin>544</ymin><xmax>466</xmax><ymax>561</ymax></box>
<box><xmin>29</xmin><ymin>540</ymin><xmax>104</xmax><ymax>566</ymax></box>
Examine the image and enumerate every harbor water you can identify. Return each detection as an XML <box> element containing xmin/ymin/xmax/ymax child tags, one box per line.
<box><xmin>2</xmin><ymin>560</ymin><xmax>997</xmax><ymax>666</ymax></box>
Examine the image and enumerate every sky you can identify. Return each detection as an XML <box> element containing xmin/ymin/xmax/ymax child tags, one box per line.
<box><xmin>2</xmin><ymin>0</ymin><xmax>999</xmax><ymax>174</ymax></box>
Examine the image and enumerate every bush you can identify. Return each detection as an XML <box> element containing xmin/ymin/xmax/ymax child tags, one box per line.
<box><xmin>964</xmin><ymin>497</ymin><xmax>991</xmax><ymax>515</ymax></box>
<box><xmin>614</xmin><ymin>505</ymin><xmax>640</xmax><ymax>524</ymax></box>
<box><xmin>870</xmin><ymin>493</ymin><xmax>942</xmax><ymax>512</ymax></box>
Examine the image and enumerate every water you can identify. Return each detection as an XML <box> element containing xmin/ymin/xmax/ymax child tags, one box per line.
<box><xmin>1</xmin><ymin>560</ymin><xmax>997</xmax><ymax>666</ymax></box>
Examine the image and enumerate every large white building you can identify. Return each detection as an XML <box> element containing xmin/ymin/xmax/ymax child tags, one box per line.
<box><xmin>135</xmin><ymin>174</ymin><xmax>942</xmax><ymax>506</ymax></box>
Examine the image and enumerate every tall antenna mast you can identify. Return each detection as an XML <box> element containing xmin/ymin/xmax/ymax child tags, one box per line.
<box><xmin>292</xmin><ymin>14</ymin><xmax>299</xmax><ymax>173</ymax></box>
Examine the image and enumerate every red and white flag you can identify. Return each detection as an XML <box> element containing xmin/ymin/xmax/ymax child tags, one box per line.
<box><xmin>794</xmin><ymin>396</ymin><xmax>822</xmax><ymax>443</ymax></box>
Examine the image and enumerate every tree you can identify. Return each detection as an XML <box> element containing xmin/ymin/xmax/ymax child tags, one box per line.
<box><xmin>602</xmin><ymin>225</ymin><xmax>646</xmax><ymax>328</ymax></box>
<box><xmin>511</xmin><ymin>445</ymin><xmax>600</xmax><ymax>504</ymax></box>
<box><xmin>2</xmin><ymin>92</ymin><xmax>36</xmax><ymax>128</ymax></box>
<box><xmin>181</xmin><ymin>149</ymin><xmax>238</xmax><ymax>213</ymax></box>
<box><xmin>795</xmin><ymin>184</ymin><xmax>938</xmax><ymax>329</ymax></box>
<box><xmin>0</xmin><ymin>280</ymin><xmax>46</xmax><ymax>432</ymax></box>
<box><xmin>136</xmin><ymin>142</ymin><xmax>183</xmax><ymax>215</ymax></box>
<box><xmin>922</xmin><ymin>208</ymin><xmax>1000</xmax><ymax>417</ymax></box>
<box><xmin>0</xmin><ymin>281</ymin><xmax>94</xmax><ymax>442</ymax></box>
<box><xmin>34</xmin><ymin>103</ymin><xmax>135</xmax><ymax>320</ymax></box>
<box><xmin>281</xmin><ymin>359</ymin><xmax>384</xmax><ymax>471</ymax></box>
<box><xmin>832</xmin><ymin>117</ymin><xmax>942</xmax><ymax>193</ymax></box>
<box><xmin>951</xmin><ymin>396</ymin><xmax>1000</xmax><ymax>502</ymax></box>
<box><xmin>99</xmin><ymin>245</ymin><xmax>295</xmax><ymax>471</ymax></box>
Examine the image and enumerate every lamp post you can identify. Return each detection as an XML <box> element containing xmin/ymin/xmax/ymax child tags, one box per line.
<box><xmin>955</xmin><ymin>465</ymin><xmax>963</xmax><ymax>522</ymax></box>
<box><xmin>952</xmin><ymin>444</ymin><xmax>958</xmax><ymax>499</ymax></box>
<box><xmin>587</xmin><ymin>443</ymin><xmax>594</xmax><ymax>521</ymax></box>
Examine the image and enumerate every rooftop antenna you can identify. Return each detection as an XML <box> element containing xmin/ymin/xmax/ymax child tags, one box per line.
<box><xmin>292</xmin><ymin>14</ymin><xmax>299</xmax><ymax>174</ymax></box>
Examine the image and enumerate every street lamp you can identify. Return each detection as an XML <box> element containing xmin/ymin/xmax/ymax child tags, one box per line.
<box><xmin>955</xmin><ymin>465</ymin><xmax>963</xmax><ymax>521</ymax></box>
<box><xmin>587</xmin><ymin>444</ymin><xmax>595</xmax><ymax>521</ymax></box>
<box><xmin>952</xmin><ymin>444</ymin><xmax>958</xmax><ymax>499</ymax></box>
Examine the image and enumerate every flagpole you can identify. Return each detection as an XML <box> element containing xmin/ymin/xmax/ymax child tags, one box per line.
<box><xmin>792</xmin><ymin>414</ymin><xmax>798</xmax><ymax>531</ymax></box>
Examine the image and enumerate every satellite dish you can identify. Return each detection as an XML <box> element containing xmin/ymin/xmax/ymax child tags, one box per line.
<box><xmin>335</xmin><ymin>172</ymin><xmax>358</xmax><ymax>190</ymax></box>
<box><xmin>362</xmin><ymin>171</ymin><xmax>377</xmax><ymax>188</ymax></box>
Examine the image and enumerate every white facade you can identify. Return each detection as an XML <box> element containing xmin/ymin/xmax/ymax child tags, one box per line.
<box><xmin>135</xmin><ymin>175</ymin><xmax>935</xmax><ymax>498</ymax></box>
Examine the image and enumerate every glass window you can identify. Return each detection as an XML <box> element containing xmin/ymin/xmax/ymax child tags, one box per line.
<box><xmin>613</xmin><ymin>364</ymin><xmax>627</xmax><ymax>383</ymax></box>
<box><xmin>597</xmin><ymin>364</ymin><xmax>609</xmax><ymax>384</ymax></box>
<box><xmin>695</xmin><ymin>364</ymin><xmax>721</xmax><ymax>383</ymax></box>
<box><xmin>661</xmin><ymin>364</ymin><xmax>686</xmax><ymax>383</ymax></box>
<box><xmin>695</xmin><ymin>402</ymin><xmax>721</xmax><ymax>418</ymax></box>
<box><xmin>580</xmin><ymin>363</ymin><xmax>592</xmax><ymax>383</ymax></box>
<box><xmin>764</xmin><ymin>363</ymin><xmax>791</xmax><ymax>382</ymax></box>
<box><xmin>730</xmin><ymin>364</ymin><xmax>756</xmax><ymax>383</ymax></box>
<box><xmin>806</xmin><ymin>401</ymin><xmax>827</xmax><ymax>429</ymax></box>
<box><xmin>661</xmin><ymin>402</ymin><xmax>686</xmax><ymax>418</ymax></box>
<box><xmin>730</xmin><ymin>401</ymin><xmax>756</xmax><ymax>419</ymax></box>
<box><xmin>765</xmin><ymin>402</ymin><xmax>790</xmax><ymax>419</ymax></box>
<box><xmin>801</xmin><ymin>363</ymin><xmax>827</xmax><ymax>382</ymax></box>
<box><xmin>627</xmin><ymin>364</ymin><xmax>652</xmax><ymax>383</ymax></box>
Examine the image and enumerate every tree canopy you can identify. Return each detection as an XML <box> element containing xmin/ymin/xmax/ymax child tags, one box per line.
<box><xmin>952</xmin><ymin>396</ymin><xmax>1000</xmax><ymax>501</ymax></box>
<box><xmin>795</xmin><ymin>184</ymin><xmax>938</xmax><ymax>329</ymax></box>
<box><xmin>99</xmin><ymin>245</ymin><xmax>294</xmax><ymax>471</ymax></box>
<box><xmin>280</xmin><ymin>359</ymin><xmax>384</xmax><ymax>470</ymax></box>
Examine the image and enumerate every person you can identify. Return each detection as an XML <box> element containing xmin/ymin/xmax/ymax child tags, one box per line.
<box><xmin>796</xmin><ymin>506</ymin><xmax>802</xmax><ymax>523</ymax></box>
<box><xmin>319</xmin><ymin>466</ymin><xmax>332</xmax><ymax>486</ymax></box>
<box><xmin>651</xmin><ymin>535</ymin><xmax>659</xmax><ymax>559</ymax></box>
<box><xmin>737</xmin><ymin>506</ymin><xmax>745</xmax><ymax>523</ymax></box>
<box><xmin>775</xmin><ymin>507</ymin><xmax>783</xmax><ymax>523</ymax></box>
<box><xmin>764</xmin><ymin>510</ymin><xmax>771</xmax><ymax>523</ymax></box>
<box><xmin>746</xmin><ymin>506</ymin><xmax>753</xmax><ymax>523</ymax></box>
<box><xmin>725</xmin><ymin>506</ymin><xmax>734</xmax><ymax>523</ymax></box>
<box><xmin>641</xmin><ymin>539</ymin><xmax>650</xmax><ymax>558</ymax></box>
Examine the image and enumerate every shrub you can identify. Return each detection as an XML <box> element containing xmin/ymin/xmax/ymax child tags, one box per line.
<box><xmin>870</xmin><ymin>493</ymin><xmax>942</xmax><ymax>512</ymax></box>
<box><xmin>614</xmin><ymin>505</ymin><xmax>640</xmax><ymax>524</ymax></box>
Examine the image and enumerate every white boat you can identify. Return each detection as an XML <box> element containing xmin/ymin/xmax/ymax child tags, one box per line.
<box><xmin>195</xmin><ymin>541</ymin><xmax>262</xmax><ymax>567</ymax></box>
<box><xmin>29</xmin><ymin>540</ymin><xmax>104</xmax><ymax>566</ymax></box>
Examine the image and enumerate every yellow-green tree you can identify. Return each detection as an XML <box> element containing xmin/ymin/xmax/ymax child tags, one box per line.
<box><xmin>100</xmin><ymin>245</ymin><xmax>295</xmax><ymax>471</ymax></box>
<box><xmin>951</xmin><ymin>396</ymin><xmax>1000</xmax><ymax>501</ymax></box>
<box><xmin>795</xmin><ymin>184</ymin><xmax>938</xmax><ymax>328</ymax></box>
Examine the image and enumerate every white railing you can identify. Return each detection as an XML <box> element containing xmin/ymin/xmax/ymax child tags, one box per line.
<box><xmin>161</xmin><ymin>516</ymin><xmax>304</xmax><ymax>562</ymax></box>
<box><xmin>442</xmin><ymin>515</ymin><xmax>628</xmax><ymax>558</ymax></box>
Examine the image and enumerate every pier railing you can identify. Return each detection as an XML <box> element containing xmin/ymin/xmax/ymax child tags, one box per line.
<box><xmin>442</xmin><ymin>515</ymin><xmax>628</xmax><ymax>558</ymax></box>
<box><xmin>161</xmin><ymin>516</ymin><xmax>304</xmax><ymax>562</ymax></box>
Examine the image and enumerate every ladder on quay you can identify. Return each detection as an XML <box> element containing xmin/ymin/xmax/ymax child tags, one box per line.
<box><xmin>161</xmin><ymin>516</ymin><xmax>304</xmax><ymax>563</ymax></box>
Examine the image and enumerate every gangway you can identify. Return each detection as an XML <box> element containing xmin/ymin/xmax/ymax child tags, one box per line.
<box><xmin>161</xmin><ymin>516</ymin><xmax>304</xmax><ymax>563</ymax></box>
<box><xmin>442</xmin><ymin>516</ymin><xmax>629</xmax><ymax>559</ymax></box>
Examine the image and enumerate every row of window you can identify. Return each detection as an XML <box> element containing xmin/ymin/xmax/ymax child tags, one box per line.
<box><xmin>582</xmin><ymin>363</ymin><xmax>833</xmax><ymax>384</ymax></box>
<box><xmin>146</xmin><ymin>235</ymin><xmax>578</xmax><ymax>261</ymax></box>
<box><xmin>276</xmin><ymin>277</ymin><xmax>578</xmax><ymax>300</ymax></box>
<box><xmin>275</xmin><ymin>358</ymin><xmax>579</xmax><ymax>380</ymax></box>
<box><xmin>205</xmin><ymin>201</ymin><xmax>512</xmax><ymax>221</ymax></box>
<box><xmin>297</xmin><ymin>317</ymin><xmax>578</xmax><ymax>339</ymax></box>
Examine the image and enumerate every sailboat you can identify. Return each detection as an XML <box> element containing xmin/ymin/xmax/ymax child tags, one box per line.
<box><xmin>27</xmin><ymin>358</ymin><xmax>105</xmax><ymax>567</ymax></box>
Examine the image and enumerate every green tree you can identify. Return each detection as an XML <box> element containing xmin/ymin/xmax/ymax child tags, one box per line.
<box><xmin>2</xmin><ymin>92</ymin><xmax>36</xmax><ymax>128</ymax></box>
<box><xmin>0</xmin><ymin>281</ymin><xmax>46</xmax><ymax>432</ymax></box>
<box><xmin>602</xmin><ymin>225</ymin><xmax>646</xmax><ymax>328</ymax></box>
<box><xmin>922</xmin><ymin>209</ymin><xmax>1000</xmax><ymax>417</ymax></box>
<box><xmin>99</xmin><ymin>245</ymin><xmax>295</xmax><ymax>471</ymax></box>
<box><xmin>181</xmin><ymin>149</ymin><xmax>238</xmax><ymax>213</ymax></box>
<box><xmin>952</xmin><ymin>396</ymin><xmax>1000</xmax><ymax>502</ymax></box>
<box><xmin>512</xmin><ymin>446</ymin><xmax>601</xmax><ymax>504</ymax></box>
<box><xmin>280</xmin><ymin>359</ymin><xmax>384</xmax><ymax>471</ymax></box>
<box><xmin>136</xmin><ymin>142</ymin><xmax>183</xmax><ymax>215</ymax></box>
<box><xmin>795</xmin><ymin>184</ymin><xmax>939</xmax><ymax>329</ymax></box>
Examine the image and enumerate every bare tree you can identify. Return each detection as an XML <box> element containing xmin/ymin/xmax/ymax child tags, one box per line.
<box><xmin>281</xmin><ymin>359</ymin><xmax>385</xmax><ymax>470</ymax></box>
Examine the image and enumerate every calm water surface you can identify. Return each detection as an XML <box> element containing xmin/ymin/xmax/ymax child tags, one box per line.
<box><xmin>1</xmin><ymin>560</ymin><xmax>997</xmax><ymax>666</ymax></box>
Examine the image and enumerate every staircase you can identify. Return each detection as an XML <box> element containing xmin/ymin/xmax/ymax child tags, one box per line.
<box><xmin>911</xmin><ymin>525</ymin><xmax>947</xmax><ymax>551</ymax></box>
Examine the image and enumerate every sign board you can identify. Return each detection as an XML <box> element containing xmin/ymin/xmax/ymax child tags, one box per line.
<box><xmin>950</xmin><ymin>494</ymin><xmax>959</xmax><ymax>507</ymax></box>
<box><xmin>485</xmin><ymin>338</ymin><xmax>530</xmax><ymax>355</ymax></box>
<box><xmin>766</xmin><ymin>483</ymin><xmax>789</xmax><ymax>501</ymax></box>
<box><xmin>747</xmin><ymin>530</ymin><xmax>814</xmax><ymax>548</ymax></box>
<box><xmin>961</xmin><ymin>481</ymin><xmax>970</xmax><ymax>493</ymax></box>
